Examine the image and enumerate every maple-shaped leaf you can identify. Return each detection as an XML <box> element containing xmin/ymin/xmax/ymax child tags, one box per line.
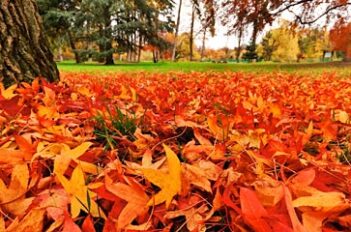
<box><xmin>33</xmin><ymin>142</ymin><xmax>99</xmax><ymax>175</ymax></box>
<box><xmin>333</xmin><ymin>109</ymin><xmax>350</xmax><ymax>124</ymax></box>
<box><xmin>0</xmin><ymin>164</ymin><xmax>34</xmax><ymax>216</ymax></box>
<box><xmin>142</xmin><ymin>144</ymin><xmax>181</xmax><ymax>207</ymax></box>
<box><xmin>240</xmin><ymin>188</ymin><xmax>272</xmax><ymax>232</ymax></box>
<box><xmin>125</xmin><ymin>149</ymin><xmax>166</xmax><ymax>173</ymax></box>
<box><xmin>34</xmin><ymin>188</ymin><xmax>69</xmax><ymax>221</ymax></box>
<box><xmin>6</xmin><ymin>209</ymin><xmax>45</xmax><ymax>232</ymax></box>
<box><xmin>165</xmin><ymin>204</ymin><xmax>208</xmax><ymax>231</ymax></box>
<box><xmin>0</xmin><ymin>96</ymin><xmax>24</xmax><ymax>117</ymax></box>
<box><xmin>0</xmin><ymin>83</ymin><xmax>17</xmax><ymax>99</ymax></box>
<box><xmin>54</xmin><ymin>142</ymin><xmax>98</xmax><ymax>175</ymax></box>
<box><xmin>182</xmin><ymin>163</ymin><xmax>212</xmax><ymax>193</ymax></box>
<box><xmin>55</xmin><ymin>166</ymin><xmax>105</xmax><ymax>219</ymax></box>
<box><xmin>105</xmin><ymin>176</ymin><xmax>149</xmax><ymax>229</ymax></box>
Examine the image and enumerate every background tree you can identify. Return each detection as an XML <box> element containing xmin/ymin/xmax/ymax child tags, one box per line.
<box><xmin>38</xmin><ymin>0</ymin><xmax>82</xmax><ymax>63</ymax></box>
<box><xmin>330</xmin><ymin>22</ymin><xmax>351</xmax><ymax>61</ymax></box>
<box><xmin>266</xmin><ymin>22</ymin><xmax>300</xmax><ymax>62</ymax></box>
<box><xmin>188</xmin><ymin>0</ymin><xmax>216</xmax><ymax>61</ymax></box>
<box><xmin>242</xmin><ymin>42</ymin><xmax>259</xmax><ymax>61</ymax></box>
<box><xmin>172</xmin><ymin>0</ymin><xmax>183</xmax><ymax>61</ymax></box>
<box><xmin>258</xmin><ymin>31</ymin><xmax>278</xmax><ymax>61</ymax></box>
<box><xmin>0</xmin><ymin>0</ymin><xmax>59</xmax><ymax>87</ymax></box>
<box><xmin>222</xmin><ymin>0</ymin><xmax>351</xmax><ymax>61</ymax></box>
<box><xmin>298</xmin><ymin>28</ymin><xmax>330</xmax><ymax>60</ymax></box>
<box><xmin>39</xmin><ymin>0</ymin><xmax>174</xmax><ymax>64</ymax></box>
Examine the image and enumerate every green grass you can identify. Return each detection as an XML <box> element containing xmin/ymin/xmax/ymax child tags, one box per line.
<box><xmin>57</xmin><ymin>60</ymin><xmax>351</xmax><ymax>75</ymax></box>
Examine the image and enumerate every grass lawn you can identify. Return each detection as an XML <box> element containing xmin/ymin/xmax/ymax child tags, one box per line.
<box><xmin>57</xmin><ymin>60</ymin><xmax>351</xmax><ymax>75</ymax></box>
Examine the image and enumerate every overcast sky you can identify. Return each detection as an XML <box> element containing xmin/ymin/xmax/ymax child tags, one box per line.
<box><xmin>175</xmin><ymin>1</ymin><xmax>302</xmax><ymax>49</ymax></box>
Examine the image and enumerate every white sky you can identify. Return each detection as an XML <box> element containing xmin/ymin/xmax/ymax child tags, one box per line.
<box><xmin>175</xmin><ymin>0</ymin><xmax>321</xmax><ymax>49</ymax></box>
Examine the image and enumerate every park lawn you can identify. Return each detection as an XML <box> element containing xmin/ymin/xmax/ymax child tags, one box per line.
<box><xmin>57</xmin><ymin>60</ymin><xmax>351</xmax><ymax>75</ymax></box>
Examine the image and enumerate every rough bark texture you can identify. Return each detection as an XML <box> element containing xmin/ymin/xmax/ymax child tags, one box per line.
<box><xmin>68</xmin><ymin>30</ymin><xmax>81</xmax><ymax>64</ymax></box>
<box><xmin>0</xmin><ymin>0</ymin><xmax>59</xmax><ymax>87</ymax></box>
<box><xmin>189</xmin><ymin>5</ymin><xmax>195</xmax><ymax>61</ymax></box>
<box><xmin>103</xmin><ymin>5</ymin><xmax>114</xmax><ymax>65</ymax></box>
<box><xmin>172</xmin><ymin>0</ymin><xmax>182</xmax><ymax>61</ymax></box>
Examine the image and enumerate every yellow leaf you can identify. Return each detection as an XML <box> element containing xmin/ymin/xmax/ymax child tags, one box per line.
<box><xmin>269</xmin><ymin>103</ymin><xmax>282</xmax><ymax>117</ymax></box>
<box><xmin>130</xmin><ymin>87</ymin><xmax>138</xmax><ymax>101</ymax></box>
<box><xmin>334</xmin><ymin>109</ymin><xmax>350</xmax><ymax>124</ymax></box>
<box><xmin>0</xmin><ymin>164</ymin><xmax>29</xmax><ymax>204</ymax></box>
<box><xmin>37</xmin><ymin>105</ymin><xmax>59</xmax><ymax>119</ymax></box>
<box><xmin>0</xmin><ymin>84</ymin><xmax>17</xmax><ymax>99</ymax></box>
<box><xmin>142</xmin><ymin>144</ymin><xmax>181</xmax><ymax>208</ymax></box>
<box><xmin>77</xmin><ymin>86</ymin><xmax>92</xmax><ymax>97</ymax></box>
<box><xmin>55</xmin><ymin>166</ymin><xmax>105</xmax><ymax>219</ymax></box>
<box><xmin>119</xmin><ymin>85</ymin><xmax>131</xmax><ymax>100</ymax></box>
<box><xmin>302</xmin><ymin>121</ymin><xmax>314</xmax><ymax>144</ymax></box>
<box><xmin>292</xmin><ymin>190</ymin><xmax>346</xmax><ymax>209</ymax></box>
<box><xmin>46</xmin><ymin>142</ymin><xmax>99</xmax><ymax>176</ymax></box>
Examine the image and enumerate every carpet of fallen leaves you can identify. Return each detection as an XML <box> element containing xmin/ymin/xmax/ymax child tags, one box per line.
<box><xmin>1</xmin><ymin>72</ymin><xmax>351</xmax><ymax>232</ymax></box>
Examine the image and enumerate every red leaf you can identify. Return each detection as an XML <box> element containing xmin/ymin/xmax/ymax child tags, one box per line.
<box><xmin>240</xmin><ymin>188</ymin><xmax>272</xmax><ymax>232</ymax></box>
<box><xmin>82</xmin><ymin>216</ymin><xmax>95</xmax><ymax>232</ymax></box>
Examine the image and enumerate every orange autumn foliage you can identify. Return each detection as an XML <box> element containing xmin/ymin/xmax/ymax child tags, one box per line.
<box><xmin>0</xmin><ymin>72</ymin><xmax>351</xmax><ymax>231</ymax></box>
<box><xmin>330</xmin><ymin>22</ymin><xmax>351</xmax><ymax>59</ymax></box>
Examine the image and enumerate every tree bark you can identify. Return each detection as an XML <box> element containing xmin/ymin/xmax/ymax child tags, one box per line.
<box><xmin>137</xmin><ymin>34</ymin><xmax>142</xmax><ymax>63</ymax></box>
<box><xmin>235</xmin><ymin>28</ymin><xmax>243</xmax><ymax>63</ymax></box>
<box><xmin>67</xmin><ymin>30</ymin><xmax>81</xmax><ymax>64</ymax></box>
<box><xmin>103</xmin><ymin>4</ymin><xmax>114</xmax><ymax>65</ymax></box>
<box><xmin>251</xmin><ymin>19</ymin><xmax>259</xmax><ymax>50</ymax></box>
<box><xmin>0</xmin><ymin>0</ymin><xmax>59</xmax><ymax>87</ymax></box>
<box><xmin>200</xmin><ymin>27</ymin><xmax>207</xmax><ymax>61</ymax></box>
<box><xmin>189</xmin><ymin>4</ymin><xmax>195</xmax><ymax>61</ymax></box>
<box><xmin>172</xmin><ymin>0</ymin><xmax>183</xmax><ymax>62</ymax></box>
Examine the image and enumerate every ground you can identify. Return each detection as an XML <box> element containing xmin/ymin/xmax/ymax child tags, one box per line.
<box><xmin>1</xmin><ymin>62</ymin><xmax>351</xmax><ymax>231</ymax></box>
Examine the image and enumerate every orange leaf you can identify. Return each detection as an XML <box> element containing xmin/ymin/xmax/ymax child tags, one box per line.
<box><xmin>240</xmin><ymin>187</ymin><xmax>272</xmax><ymax>232</ymax></box>
<box><xmin>6</xmin><ymin>209</ymin><xmax>45</xmax><ymax>232</ymax></box>
<box><xmin>105</xmin><ymin>176</ymin><xmax>149</xmax><ymax>229</ymax></box>
<box><xmin>62</xmin><ymin>211</ymin><xmax>81</xmax><ymax>232</ymax></box>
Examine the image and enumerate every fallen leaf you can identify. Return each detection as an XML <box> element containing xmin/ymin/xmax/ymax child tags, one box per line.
<box><xmin>55</xmin><ymin>166</ymin><xmax>105</xmax><ymax>219</ymax></box>
<box><xmin>142</xmin><ymin>144</ymin><xmax>181</xmax><ymax>207</ymax></box>
<box><xmin>240</xmin><ymin>187</ymin><xmax>272</xmax><ymax>232</ymax></box>
<box><xmin>105</xmin><ymin>176</ymin><xmax>149</xmax><ymax>229</ymax></box>
<box><xmin>6</xmin><ymin>209</ymin><xmax>45</xmax><ymax>232</ymax></box>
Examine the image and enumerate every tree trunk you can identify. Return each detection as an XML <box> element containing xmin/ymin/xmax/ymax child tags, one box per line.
<box><xmin>172</xmin><ymin>0</ymin><xmax>183</xmax><ymax>61</ymax></box>
<box><xmin>137</xmin><ymin>34</ymin><xmax>142</xmax><ymax>63</ymax></box>
<box><xmin>235</xmin><ymin>28</ymin><xmax>243</xmax><ymax>63</ymax></box>
<box><xmin>67</xmin><ymin>30</ymin><xmax>81</xmax><ymax>64</ymax></box>
<box><xmin>103</xmin><ymin>5</ymin><xmax>114</xmax><ymax>65</ymax></box>
<box><xmin>58</xmin><ymin>46</ymin><xmax>63</xmax><ymax>62</ymax></box>
<box><xmin>0</xmin><ymin>0</ymin><xmax>59</xmax><ymax>87</ymax></box>
<box><xmin>189</xmin><ymin>4</ymin><xmax>195</xmax><ymax>61</ymax></box>
<box><xmin>104</xmin><ymin>41</ymin><xmax>114</xmax><ymax>65</ymax></box>
<box><xmin>200</xmin><ymin>27</ymin><xmax>207</xmax><ymax>61</ymax></box>
<box><xmin>251</xmin><ymin>19</ymin><xmax>259</xmax><ymax>51</ymax></box>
